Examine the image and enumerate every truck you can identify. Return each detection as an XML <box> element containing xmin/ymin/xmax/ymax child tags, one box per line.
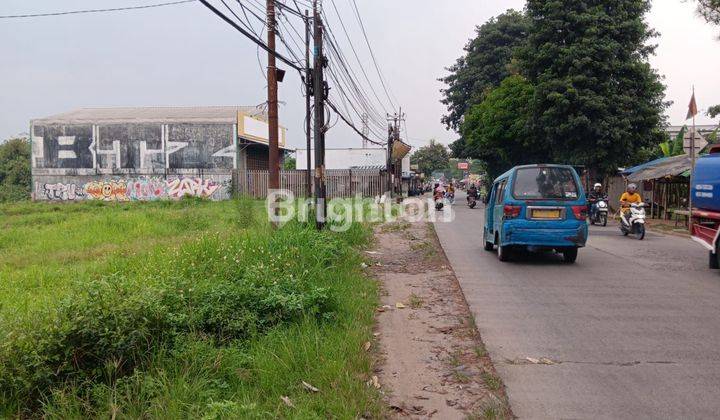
<box><xmin>690</xmin><ymin>145</ymin><xmax>720</xmax><ymax>269</ymax></box>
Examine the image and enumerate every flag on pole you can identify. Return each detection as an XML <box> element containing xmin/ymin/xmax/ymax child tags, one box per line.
<box><xmin>686</xmin><ymin>91</ymin><xmax>698</xmax><ymax>120</ymax></box>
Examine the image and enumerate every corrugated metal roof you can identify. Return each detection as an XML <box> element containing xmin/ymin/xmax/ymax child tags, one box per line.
<box><xmin>31</xmin><ymin>106</ymin><xmax>267</xmax><ymax>124</ymax></box>
<box><xmin>626</xmin><ymin>154</ymin><xmax>692</xmax><ymax>182</ymax></box>
<box><xmin>622</xmin><ymin>156</ymin><xmax>673</xmax><ymax>175</ymax></box>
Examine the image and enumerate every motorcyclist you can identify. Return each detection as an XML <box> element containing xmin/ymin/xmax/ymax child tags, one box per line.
<box><xmin>467</xmin><ymin>184</ymin><xmax>479</xmax><ymax>203</ymax></box>
<box><xmin>587</xmin><ymin>183</ymin><xmax>604</xmax><ymax>220</ymax></box>
<box><xmin>433</xmin><ymin>183</ymin><xmax>444</xmax><ymax>200</ymax></box>
<box><xmin>620</xmin><ymin>183</ymin><xmax>643</xmax><ymax>220</ymax></box>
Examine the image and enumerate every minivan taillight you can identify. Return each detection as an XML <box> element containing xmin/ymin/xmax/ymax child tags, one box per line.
<box><xmin>503</xmin><ymin>205</ymin><xmax>522</xmax><ymax>219</ymax></box>
<box><xmin>571</xmin><ymin>205</ymin><xmax>588</xmax><ymax>220</ymax></box>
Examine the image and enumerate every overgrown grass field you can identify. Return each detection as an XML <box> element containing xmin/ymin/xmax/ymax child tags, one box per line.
<box><xmin>0</xmin><ymin>199</ymin><xmax>382</xmax><ymax>418</ymax></box>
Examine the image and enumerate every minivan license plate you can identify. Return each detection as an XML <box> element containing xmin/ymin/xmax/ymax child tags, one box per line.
<box><xmin>532</xmin><ymin>209</ymin><xmax>561</xmax><ymax>219</ymax></box>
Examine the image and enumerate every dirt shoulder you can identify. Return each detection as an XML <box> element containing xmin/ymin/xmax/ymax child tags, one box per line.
<box><xmin>366</xmin><ymin>221</ymin><xmax>511</xmax><ymax>419</ymax></box>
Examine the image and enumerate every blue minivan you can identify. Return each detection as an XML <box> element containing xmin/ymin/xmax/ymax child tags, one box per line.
<box><xmin>483</xmin><ymin>164</ymin><xmax>589</xmax><ymax>263</ymax></box>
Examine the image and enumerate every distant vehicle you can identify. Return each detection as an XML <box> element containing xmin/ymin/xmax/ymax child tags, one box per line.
<box><xmin>483</xmin><ymin>164</ymin><xmax>588</xmax><ymax>263</ymax></box>
<box><xmin>467</xmin><ymin>195</ymin><xmax>477</xmax><ymax>209</ymax></box>
<box><xmin>589</xmin><ymin>196</ymin><xmax>609</xmax><ymax>226</ymax></box>
<box><xmin>690</xmin><ymin>145</ymin><xmax>720</xmax><ymax>269</ymax></box>
<box><xmin>619</xmin><ymin>202</ymin><xmax>646</xmax><ymax>240</ymax></box>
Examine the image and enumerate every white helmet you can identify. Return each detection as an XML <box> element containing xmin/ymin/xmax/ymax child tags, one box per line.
<box><xmin>593</xmin><ymin>183</ymin><xmax>602</xmax><ymax>189</ymax></box>
<box><xmin>628</xmin><ymin>183</ymin><xmax>637</xmax><ymax>192</ymax></box>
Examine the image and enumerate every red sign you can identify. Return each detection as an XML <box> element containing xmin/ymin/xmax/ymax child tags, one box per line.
<box><xmin>457</xmin><ymin>162</ymin><xmax>469</xmax><ymax>170</ymax></box>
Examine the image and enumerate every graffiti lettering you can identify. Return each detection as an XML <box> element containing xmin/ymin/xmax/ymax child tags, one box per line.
<box><xmin>85</xmin><ymin>180</ymin><xmax>129</xmax><ymax>201</ymax></box>
<box><xmin>39</xmin><ymin>182</ymin><xmax>85</xmax><ymax>201</ymax></box>
<box><xmin>33</xmin><ymin>177</ymin><xmax>229</xmax><ymax>202</ymax></box>
<box><xmin>166</xmin><ymin>177</ymin><xmax>220</xmax><ymax>199</ymax></box>
<box><xmin>127</xmin><ymin>177</ymin><xmax>166</xmax><ymax>201</ymax></box>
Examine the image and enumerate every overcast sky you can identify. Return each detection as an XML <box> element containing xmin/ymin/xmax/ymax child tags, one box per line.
<box><xmin>1</xmin><ymin>0</ymin><xmax>718</xmax><ymax>149</ymax></box>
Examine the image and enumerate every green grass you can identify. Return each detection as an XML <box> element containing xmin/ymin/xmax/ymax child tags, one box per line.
<box><xmin>0</xmin><ymin>198</ymin><xmax>382</xmax><ymax>418</ymax></box>
<box><xmin>481</xmin><ymin>371</ymin><xmax>502</xmax><ymax>391</ymax></box>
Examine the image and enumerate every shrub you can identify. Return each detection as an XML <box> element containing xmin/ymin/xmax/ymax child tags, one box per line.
<box><xmin>0</xmin><ymin>222</ymin><xmax>348</xmax><ymax>413</ymax></box>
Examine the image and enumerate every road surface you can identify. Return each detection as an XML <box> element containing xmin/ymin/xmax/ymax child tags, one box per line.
<box><xmin>434</xmin><ymin>192</ymin><xmax>720</xmax><ymax>419</ymax></box>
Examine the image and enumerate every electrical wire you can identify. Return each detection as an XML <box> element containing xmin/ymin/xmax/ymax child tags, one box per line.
<box><xmin>348</xmin><ymin>0</ymin><xmax>398</xmax><ymax>109</ymax></box>
<box><xmin>0</xmin><ymin>0</ymin><xmax>196</xmax><ymax>19</ymax></box>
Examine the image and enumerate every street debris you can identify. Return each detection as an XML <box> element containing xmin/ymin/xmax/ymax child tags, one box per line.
<box><xmin>280</xmin><ymin>396</ymin><xmax>295</xmax><ymax>408</ymax></box>
<box><xmin>370</xmin><ymin>221</ymin><xmax>512</xmax><ymax>418</ymax></box>
<box><xmin>301</xmin><ymin>381</ymin><xmax>319</xmax><ymax>393</ymax></box>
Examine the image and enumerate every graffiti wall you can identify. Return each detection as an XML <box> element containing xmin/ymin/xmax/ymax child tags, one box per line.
<box><xmin>31</xmin><ymin>123</ymin><xmax>236</xmax><ymax>170</ymax></box>
<box><xmin>31</xmin><ymin>121</ymin><xmax>241</xmax><ymax>202</ymax></box>
<box><xmin>33</xmin><ymin>176</ymin><xmax>232</xmax><ymax>202</ymax></box>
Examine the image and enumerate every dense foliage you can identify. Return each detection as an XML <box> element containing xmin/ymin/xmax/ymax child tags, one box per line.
<box><xmin>0</xmin><ymin>137</ymin><xmax>31</xmax><ymax>202</ymax></box>
<box><xmin>442</xmin><ymin>1</ymin><xmax>668</xmax><ymax>178</ymax></box>
<box><xmin>440</xmin><ymin>10</ymin><xmax>529</xmax><ymax>156</ymax></box>
<box><xmin>461</xmin><ymin>75</ymin><xmax>544</xmax><ymax>180</ymax></box>
<box><xmin>410</xmin><ymin>140</ymin><xmax>450</xmax><ymax>177</ymax></box>
<box><xmin>696</xmin><ymin>0</ymin><xmax>720</xmax><ymax>36</ymax></box>
<box><xmin>521</xmin><ymin>0</ymin><xmax>667</xmax><ymax>175</ymax></box>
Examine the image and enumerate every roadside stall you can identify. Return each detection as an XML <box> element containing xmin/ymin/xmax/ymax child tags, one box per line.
<box><xmin>623</xmin><ymin>155</ymin><xmax>693</xmax><ymax>224</ymax></box>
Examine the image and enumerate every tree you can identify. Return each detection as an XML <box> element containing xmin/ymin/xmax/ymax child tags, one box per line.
<box><xmin>282</xmin><ymin>155</ymin><xmax>296</xmax><ymax>170</ymax></box>
<box><xmin>440</xmin><ymin>10</ymin><xmax>530</xmax><ymax>137</ymax></box>
<box><xmin>0</xmin><ymin>137</ymin><xmax>32</xmax><ymax>202</ymax></box>
<box><xmin>410</xmin><ymin>140</ymin><xmax>450</xmax><ymax>177</ymax></box>
<box><xmin>709</xmin><ymin>105</ymin><xmax>720</xmax><ymax>119</ymax></box>
<box><xmin>695</xmin><ymin>0</ymin><xmax>720</xmax><ymax>35</ymax></box>
<box><xmin>520</xmin><ymin>0</ymin><xmax>667</xmax><ymax>176</ymax></box>
<box><xmin>461</xmin><ymin>75</ymin><xmax>549</xmax><ymax>180</ymax></box>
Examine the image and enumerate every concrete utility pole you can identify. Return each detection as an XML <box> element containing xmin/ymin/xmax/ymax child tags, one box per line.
<box><xmin>386</xmin><ymin>115</ymin><xmax>395</xmax><ymax>196</ymax></box>
<box><xmin>267</xmin><ymin>0</ymin><xmax>280</xmax><ymax>194</ymax></box>
<box><xmin>361</xmin><ymin>113</ymin><xmax>369</xmax><ymax>148</ymax></box>
<box><xmin>386</xmin><ymin>110</ymin><xmax>405</xmax><ymax>196</ymax></box>
<box><xmin>305</xmin><ymin>9</ymin><xmax>312</xmax><ymax>197</ymax></box>
<box><xmin>313</xmin><ymin>0</ymin><xmax>327</xmax><ymax>229</ymax></box>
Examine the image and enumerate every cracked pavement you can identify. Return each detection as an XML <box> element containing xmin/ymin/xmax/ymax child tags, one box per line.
<box><xmin>434</xmin><ymin>192</ymin><xmax>720</xmax><ymax>419</ymax></box>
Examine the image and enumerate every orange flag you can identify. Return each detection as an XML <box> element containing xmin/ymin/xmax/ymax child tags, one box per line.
<box><xmin>686</xmin><ymin>92</ymin><xmax>698</xmax><ymax>120</ymax></box>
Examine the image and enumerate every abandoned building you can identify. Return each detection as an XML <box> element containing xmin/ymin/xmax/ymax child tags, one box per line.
<box><xmin>30</xmin><ymin>106</ymin><xmax>288</xmax><ymax>201</ymax></box>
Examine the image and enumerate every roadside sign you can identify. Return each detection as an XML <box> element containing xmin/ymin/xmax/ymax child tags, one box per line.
<box><xmin>684</xmin><ymin>131</ymin><xmax>708</xmax><ymax>155</ymax></box>
<box><xmin>457</xmin><ymin>162</ymin><xmax>469</xmax><ymax>170</ymax></box>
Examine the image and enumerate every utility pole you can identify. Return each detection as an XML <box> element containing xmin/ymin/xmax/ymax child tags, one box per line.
<box><xmin>313</xmin><ymin>0</ymin><xmax>327</xmax><ymax>229</ymax></box>
<box><xmin>689</xmin><ymin>86</ymin><xmax>697</xmax><ymax>234</ymax></box>
<box><xmin>385</xmin><ymin>109</ymin><xmax>405</xmax><ymax>196</ymax></box>
<box><xmin>304</xmin><ymin>9</ymin><xmax>312</xmax><ymax>197</ymax></box>
<box><xmin>386</xmin><ymin>114</ymin><xmax>396</xmax><ymax>196</ymax></box>
<box><xmin>266</xmin><ymin>0</ymin><xmax>280</xmax><ymax>196</ymax></box>
<box><xmin>361</xmin><ymin>113</ymin><xmax>369</xmax><ymax>148</ymax></box>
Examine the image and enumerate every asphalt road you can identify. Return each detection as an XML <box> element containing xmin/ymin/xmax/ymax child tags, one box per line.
<box><xmin>434</xmin><ymin>192</ymin><xmax>720</xmax><ymax>419</ymax></box>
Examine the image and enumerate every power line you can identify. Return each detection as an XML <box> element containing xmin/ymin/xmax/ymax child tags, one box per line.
<box><xmin>325</xmin><ymin>0</ymin><xmax>391</xmax><ymax>115</ymax></box>
<box><xmin>348</xmin><ymin>0</ymin><xmax>398</xmax><ymax>110</ymax></box>
<box><xmin>198</xmin><ymin>0</ymin><xmax>302</xmax><ymax>71</ymax></box>
<box><xmin>327</xmin><ymin>99</ymin><xmax>385</xmax><ymax>146</ymax></box>
<box><xmin>0</xmin><ymin>0</ymin><xmax>196</xmax><ymax>19</ymax></box>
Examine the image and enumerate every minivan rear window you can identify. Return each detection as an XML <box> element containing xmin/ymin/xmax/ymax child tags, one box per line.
<box><xmin>513</xmin><ymin>167</ymin><xmax>579</xmax><ymax>200</ymax></box>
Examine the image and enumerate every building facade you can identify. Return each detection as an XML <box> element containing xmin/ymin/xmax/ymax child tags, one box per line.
<box><xmin>31</xmin><ymin>106</ymin><xmax>286</xmax><ymax>201</ymax></box>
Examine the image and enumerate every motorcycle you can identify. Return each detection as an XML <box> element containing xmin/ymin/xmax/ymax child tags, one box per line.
<box><xmin>590</xmin><ymin>196</ymin><xmax>609</xmax><ymax>226</ymax></box>
<box><xmin>619</xmin><ymin>202</ymin><xmax>646</xmax><ymax>240</ymax></box>
<box><xmin>467</xmin><ymin>194</ymin><xmax>477</xmax><ymax>209</ymax></box>
<box><xmin>445</xmin><ymin>191</ymin><xmax>455</xmax><ymax>205</ymax></box>
<box><xmin>434</xmin><ymin>192</ymin><xmax>444</xmax><ymax>211</ymax></box>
